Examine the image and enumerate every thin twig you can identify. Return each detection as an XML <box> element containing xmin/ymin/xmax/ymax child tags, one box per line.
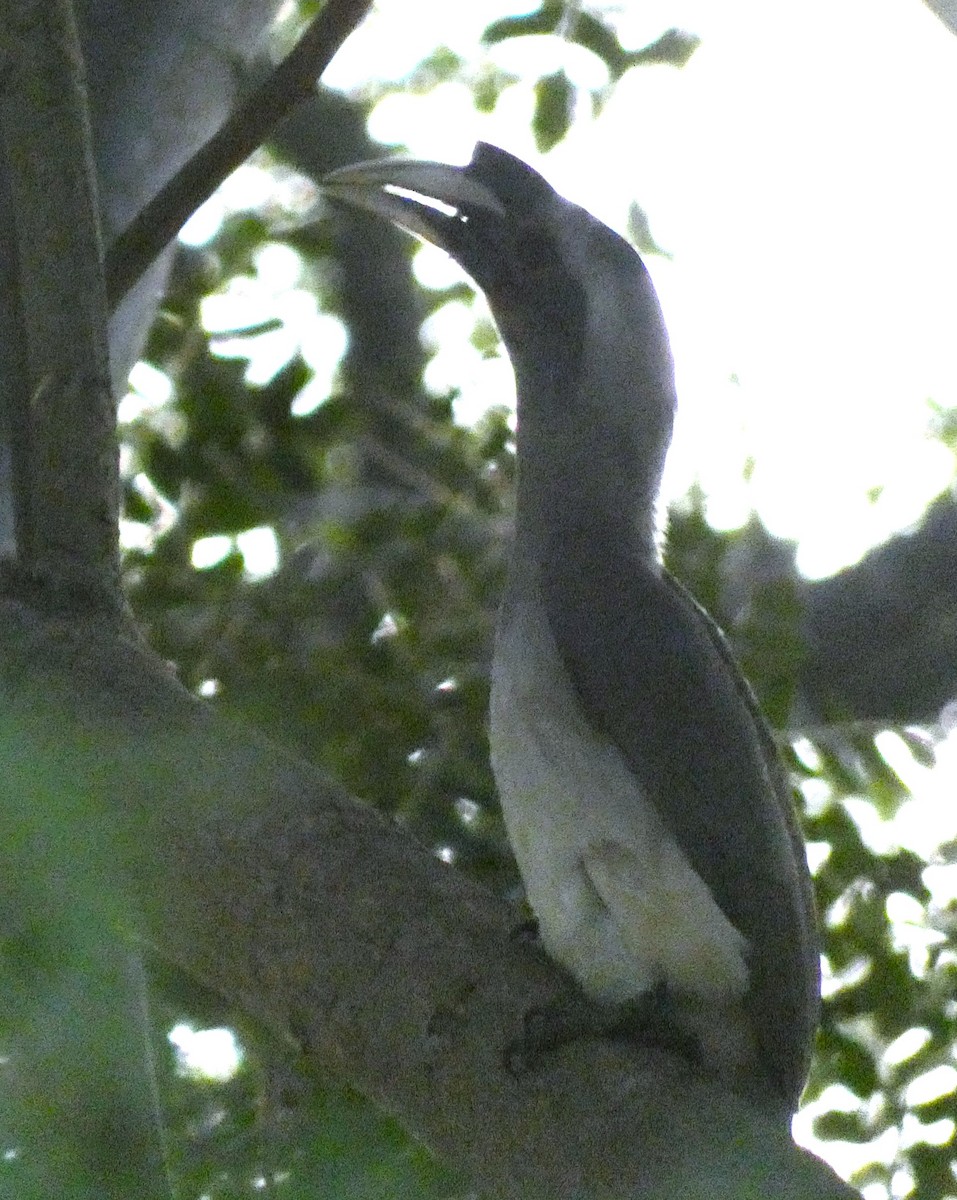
<box><xmin>105</xmin><ymin>0</ymin><xmax>375</xmax><ymax>310</ymax></box>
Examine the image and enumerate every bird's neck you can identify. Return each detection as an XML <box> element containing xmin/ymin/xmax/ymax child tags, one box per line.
<box><xmin>512</xmin><ymin>368</ymin><xmax>674</xmax><ymax>570</ymax></box>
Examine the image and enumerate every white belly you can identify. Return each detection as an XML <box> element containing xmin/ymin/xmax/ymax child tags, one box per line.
<box><xmin>489</xmin><ymin>575</ymin><xmax>749</xmax><ymax>1006</ymax></box>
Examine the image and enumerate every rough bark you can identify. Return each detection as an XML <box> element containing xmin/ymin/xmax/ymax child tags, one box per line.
<box><xmin>0</xmin><ymin>601</ymin><xmax>857</xmax><ymax>1199</ymax></box>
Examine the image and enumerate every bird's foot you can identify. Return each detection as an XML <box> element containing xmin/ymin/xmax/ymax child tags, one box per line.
<box><xmin>505</xmin><ymin>992</ymin><xmax>602</xmax><ymax>1075</ymax></box>
<box><xmin>607</xmin><ymin>981</ymin><xmax>700</xmax><ymax>1061</ymax></box>
<box><xmin>505</xmin><ymin>982</ymin><xmax>700</xmax><ymax>1075</ymax></box>
<box><xmin>509</xmin><ymin>913</ymin><xmax>540</xmax><ymax>945</ymax></box>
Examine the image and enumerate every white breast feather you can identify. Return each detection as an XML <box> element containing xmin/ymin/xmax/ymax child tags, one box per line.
<box><xmin>489</xmin><ymin>571</ymin><xmax>749</xmax><ymax>1007</ymax></box>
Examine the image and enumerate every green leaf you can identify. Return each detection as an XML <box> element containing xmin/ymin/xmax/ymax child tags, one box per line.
<box><xmin>483</xmin><ymin>6</ymin><xmax>698</xmax><ymax>82</ymax></box>
<box><xmin>623</xmin><ymin>28</ymin><xmax>701</xmax><ymax>71</ymax></box>
<box><xmin>813</xmin><ymin>1108</ymin><xmax>874</xmax><ymax>1142</ymax></box>
<box><xmin>533</xmin><ymin>70</ymin><xmax>574</xmax><ymax>152</ymax></box>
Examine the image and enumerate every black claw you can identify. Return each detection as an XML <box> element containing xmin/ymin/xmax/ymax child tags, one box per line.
<box><xmin>503</xmin><ymin>983</ymin><xmax>702</xmax><ymax>1076</ymax></box>
<box><xmin>509</xmin><ymin>914</ymin><xmax>541</xmax><ymax>944</ymax></box>
<box><xmin>504</xmin><ymin>995</ymin><xmax>603</xmax><ymax>1074</ymax></box>
<box><xmin>606</xmin><ymin>982</ymin><xmax>700</xmax><ymax>1063</ymax></box>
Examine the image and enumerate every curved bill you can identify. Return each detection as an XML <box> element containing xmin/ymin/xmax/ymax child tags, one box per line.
<box><xmin>320</xmin><ymin>156</ymin><xmax>505</xmax><ymax>247</ymax></box>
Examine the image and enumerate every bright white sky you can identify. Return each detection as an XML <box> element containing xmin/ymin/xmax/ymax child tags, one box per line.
<box><xmin>169</xmin><ymin>6</ymin><xmax>957</xmax><ymax>1184</ymax></box>
<box><xmin>322</xmin><ymin>0</ymin><xmax>957</xmax><ymax>582</ymax></box>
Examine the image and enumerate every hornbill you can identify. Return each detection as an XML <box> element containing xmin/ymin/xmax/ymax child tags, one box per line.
<box><xmin>322</xmin><ymin>143</ymin><xmax>820</xmax><ymax>1115</ymax></box>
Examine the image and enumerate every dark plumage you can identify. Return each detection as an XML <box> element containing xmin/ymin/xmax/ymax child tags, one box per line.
<box><xmin>323</xmin><ymin>143</ymin><xmax>820</xmax><ymax>1113</ymax></box>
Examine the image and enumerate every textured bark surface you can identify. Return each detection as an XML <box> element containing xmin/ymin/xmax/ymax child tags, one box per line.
<box><xmin>0</xmin><ymin>600</ymin><xmax>858</xmax><ymax>1199</ymax></box>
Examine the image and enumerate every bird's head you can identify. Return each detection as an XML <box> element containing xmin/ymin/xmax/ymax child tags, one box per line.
<box><xmin>322</xmin><ymin>143</ymin><xmax>676</xmax><ymax>472</ymax></box>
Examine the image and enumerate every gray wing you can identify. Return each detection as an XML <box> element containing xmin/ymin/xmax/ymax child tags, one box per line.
<box><xmin>539</xmin><ymin>530</ymin><xmax>820</xmax><ymax>1109</ymax></box>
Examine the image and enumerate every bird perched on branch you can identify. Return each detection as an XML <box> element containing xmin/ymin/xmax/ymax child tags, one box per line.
<box><xmin>322</xmin><ymin>143</ymin><xmax>820</xmax><ymax>1115</ymax></box>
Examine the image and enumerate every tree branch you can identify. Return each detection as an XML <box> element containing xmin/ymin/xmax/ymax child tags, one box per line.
<box><xmin>0</xmin><ymin>600</ymin><xmax>859</xmax><ymax>1199</ymax></box>
<box><xmin>105</xmin><ymin>0</ymin><xmax>375</xmax><ymax>309</ymax></box>
<box><xmin>923</xmin><ymin>0</ymin><xmax>957</xmax><ymax>38</ymax></box>
<box><xmin>0</xmin><ymin>0</ymin><xmax>118</xmax><ymax>611</ymax></box>
<box><xmin>799</xmin><ymin>492</ymin><xmax>957</xmax><ymax>723</ymax></box>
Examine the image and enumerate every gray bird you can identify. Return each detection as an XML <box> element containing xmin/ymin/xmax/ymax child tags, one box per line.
<box><xmin>322</xmin><ymin>143</ymin><xmax>820</xmax><ymax>1114</ymax></box>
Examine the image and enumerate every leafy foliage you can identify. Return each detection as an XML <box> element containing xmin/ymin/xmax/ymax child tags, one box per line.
<box><xmin>482</xmin><ymin>5</ymin><xmax>700</xmax><ymax>81</ymax></box>
<box><xmin>482</xmin><ymin>6</ymin><xmax>700</xmax><ymax>151</ymax></box>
